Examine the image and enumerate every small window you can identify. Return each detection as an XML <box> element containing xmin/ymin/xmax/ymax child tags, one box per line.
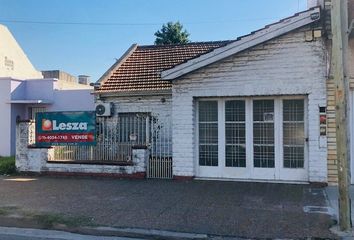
<box><xmin>118</xmin><ymin>113</ymin><xmax>149</xmax><ymax>144</ymax></box>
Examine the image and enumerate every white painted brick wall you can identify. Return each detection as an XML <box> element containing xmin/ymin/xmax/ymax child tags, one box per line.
<box><xmin>102</xmin><ymin>94</ymin><xmax>173</xmax><ymax>158</ymax></box>
<box><xmin>172</xmin><ymin>28</ymin><xmax>328</xmax><ymax>182</ymax></box>
<box><xmin>16</xmin><ymin>122</ymin><xmax>150</xmax><ymax>175</ymax></box>
<box><xmin>44</xmin><ymin>148</ymin><xmax>148</xmax><ymax>174</ymax></box>
<box><xmin>102</xmin><ymin>95</ymin><xmax>171</xmax><ymax>118</ymax></box>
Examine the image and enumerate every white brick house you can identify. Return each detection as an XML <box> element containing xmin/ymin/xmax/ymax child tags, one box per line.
<box><xmin>96</xmin><ymin>7</ymin><xmax>328</xmax><ymax>183</ymax></box>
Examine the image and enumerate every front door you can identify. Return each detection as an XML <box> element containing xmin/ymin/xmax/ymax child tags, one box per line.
<box><xmin>196</xmin><ymin>97</ymin><xmax>308</xmax><ymax>182</ymax></box>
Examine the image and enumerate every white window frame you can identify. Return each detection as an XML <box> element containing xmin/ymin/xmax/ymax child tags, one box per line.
<box><xmin>195</xmin><ymin>96</ymin><xmax>308</xmax><ymax>181</ymax></box>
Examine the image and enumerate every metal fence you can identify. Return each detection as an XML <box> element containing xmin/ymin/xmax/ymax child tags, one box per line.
<box><xmin>34</xmin><ymin>112</ymin><xmax>174</xmax><ymax>178</ymax></box>
<box><xmin>53</xmin><ymin>114</ymin><xmax>150</xmax><ymax>162</ymax></box>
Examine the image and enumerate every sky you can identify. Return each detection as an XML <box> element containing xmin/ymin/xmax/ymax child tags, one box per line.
<box><xmin>0</xmin><ymin>0</ymin><xmax>307</xmax><ymax>82</ymax></box>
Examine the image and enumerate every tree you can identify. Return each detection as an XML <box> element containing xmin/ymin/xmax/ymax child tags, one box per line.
<box><xmin>154</xmin><ymin>22</ymin><xmax>190</xmax><ymax>45</ymax></box>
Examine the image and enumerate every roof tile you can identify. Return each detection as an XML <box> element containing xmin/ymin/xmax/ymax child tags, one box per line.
<box><xmin>96</xmin><ymin>41</ymin><xmax>231</xmax><ymax>93</ymax></box>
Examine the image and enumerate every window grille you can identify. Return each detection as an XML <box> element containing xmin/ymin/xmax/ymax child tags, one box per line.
<box><xmin>225</xmin><ymin>100</ymin><xmax>246</xmax><ymax>167</ymax></box>
<box><xmin>253</xmin><ymin>100</ymin><xmax>275</xmax><ymax>168</ymax></box>
<box><xmin>198</xmin><ymin>101</ymin><xmax>218</xmax><ymax>166</ymax></box>
<box><xmin>283</xmin><ymin>100</ymin><xmax>305</xmax><ymax>168</ymax></box>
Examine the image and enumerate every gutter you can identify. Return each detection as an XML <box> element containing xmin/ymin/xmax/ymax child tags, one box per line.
<box><xmin>96</xmin><ymin>89</ymin><xmax>172</xmax><ymax>98</ymax></box>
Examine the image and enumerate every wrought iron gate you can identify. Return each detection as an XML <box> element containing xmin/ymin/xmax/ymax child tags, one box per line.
<box><xmin>147</xmin><ymin>116</ymin><xmax>173</xmax><ymax>179</ymax></box>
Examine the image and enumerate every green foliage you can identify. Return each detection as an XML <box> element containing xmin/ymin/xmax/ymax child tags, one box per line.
<box><xmin>0</xmin><ymin>156</ymin><xmax>16</xmax><ymax>175</ymax></box>
<box><xmin>154</xmin><ymin>21</ymin><xmax>190</xmax><ymax>45</ymax></box>
<box><xmin>0</xmin><ymin>206</ymin><xmax>19</xmax><ymax>215</ymax></box>
<box><xmin>33</xmin><ymin>213</ymin><xmax>95</xmax><ymax>228</ymax></box>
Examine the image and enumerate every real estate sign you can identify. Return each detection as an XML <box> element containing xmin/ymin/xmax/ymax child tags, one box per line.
<box><xmin>36</xmin><ymin>111</ymin><xmax>96</xmax><ymax>147</ymax></box>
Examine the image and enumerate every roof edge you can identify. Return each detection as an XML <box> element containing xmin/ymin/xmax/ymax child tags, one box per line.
<box><xmin>136</xmin><ymin>40</ymin><xmax>233</xmax><ymax>49</ymax></box>
<box><xmin>96</xmin><ymin>44</ymin><xmax>138</xmax><ymax>84</ymax></box>
<box><xmin>161</xmin><ymin>7</ymin><xmax>321</xmax><ymax>80</ymax></box>
<box><xmin>95</xmin><ymin>89</ymin><xmax>172</xmax><ymax>97</ymax></box>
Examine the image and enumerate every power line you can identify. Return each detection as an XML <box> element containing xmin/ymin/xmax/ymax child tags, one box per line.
<box><xmin>0</xmin><ymin>17</ymin><xmax>281</xmax><ymax>26</ymax></box>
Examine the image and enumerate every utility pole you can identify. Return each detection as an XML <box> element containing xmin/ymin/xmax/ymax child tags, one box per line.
<box><xmin>331</xmin><ymin>0</ymin><xmax>351</xmax><ymax>231</ymax></box>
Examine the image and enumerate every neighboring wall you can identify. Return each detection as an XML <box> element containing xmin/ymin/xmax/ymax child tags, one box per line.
<box><xmin>0</xmin><ymin>79</ymin><xmax>11</xmax><ymax>156</ymax></box>
<box><xmin>17</xmin><ymin>79</ymin><xmax>94</xmax><ymax>112</ymax></box>
<box><xmin>42</xmin><ymin>70</ymin><xmax>77</xmax><ymax>84</ymax></box>
<box><xmin>172</xmin><ymin>28</ymin><xmax>328</xmax><ymax>182</ymax></box>
<box><xmin>24</xmin><ymin>79</ymin><xmax>55</xmax><ymax>102</ymax></box>
<box><xmin>56</xmin><ymin>81</ymin><xmax>93</xmax><ymax>90</ymax></box>
<box><xmin>0</xmin><ymin>25</ymin><xmax>42</xmax><ymax>79</ymax></box>
<box><xmin>42</xmin><ymin>70</ymin><xmax>93</xmax><ymax>90</ymax></box>
<box><xmin>48</xmin><ymin>90</ymin><xmax>94</xmax><ymax>112</ymax></box>
<box><xmin>326</xmin><ymin>0</ymin><xmax>354</xmax><ymax>184</ymax></box>
<box><xmin>1</xmin><ymin>78</ymin><xmax>94</xmax><ymax>156</ymax></box>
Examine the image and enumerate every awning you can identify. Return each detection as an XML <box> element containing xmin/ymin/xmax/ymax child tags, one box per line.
<box><xmin>7</xmin><ymin>100</ymin><xmax>53</xmax><ymax>104</ymax></box>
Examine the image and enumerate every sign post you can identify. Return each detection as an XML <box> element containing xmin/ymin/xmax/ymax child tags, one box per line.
<box><xmin>35</xmin><ymin>111</ymin><xmax>96</xmax><ymax>147</ymax></box>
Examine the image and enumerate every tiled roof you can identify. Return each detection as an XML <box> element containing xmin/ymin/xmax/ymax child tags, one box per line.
<box><xmin>96</xmin><ymin>41</ymin><xmax>231</xmax><ymax>93</ymax></box>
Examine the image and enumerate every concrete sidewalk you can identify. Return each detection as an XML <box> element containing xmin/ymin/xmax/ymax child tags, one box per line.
<box><xmin>325</xmin><ymin>186</ymin><xmax>354</xmax><ymax>222</ymax></box>
<box><xmin>325</xmin><ymin>185</ymin><xmax>354</xmax><ymax>238</ymax></box>
<box><xmin>0</xmin><ymin>226</ymin><xmax>145</xmax><ymax>240</ymax></box>
<box><xmin>0</xmin><ymin>176</ymin><xmax>336</xmax><ymax>239</ymax></box>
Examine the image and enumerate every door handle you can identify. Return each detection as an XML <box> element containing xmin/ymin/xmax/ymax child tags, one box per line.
<box><xmin>305</xmin><ymin>137</ymin><xmax>309</xmax><ymax>142</ymax></box>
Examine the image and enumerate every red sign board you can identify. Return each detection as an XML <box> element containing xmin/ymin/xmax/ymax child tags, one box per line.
<box><xmin>36</xmin><ymin>111</ymin><xmax>96</xmax><ymax>146</ymax></box>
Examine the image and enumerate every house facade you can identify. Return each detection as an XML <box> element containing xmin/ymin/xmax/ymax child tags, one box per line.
<box><xmin>95</xmin><ymin>42</ymin><xmax>231</xmax><ymax>167</ymax></box>
<box><xmin>0</xmin><ymin>24</ymin><xmax>94</xmax><ymax>156</ymax></box>
<box><xmin>94</xmin><ymin>7</ymin><xmax>329</xmax><ymax>183</ymax></box>
<box><xmin>14</xmin><ymin>2</ymin><xmax>354</xmax><ymax>185</ymax></box>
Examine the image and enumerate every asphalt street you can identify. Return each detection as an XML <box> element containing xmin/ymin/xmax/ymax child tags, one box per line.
<box><xmin>0</xmin><ymin>176</ymin><xmax>336</xmax><ymax>238</ymax></box>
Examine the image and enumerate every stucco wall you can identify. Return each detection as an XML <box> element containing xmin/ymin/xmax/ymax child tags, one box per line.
<box><xmin>25</xmin><ymin>79</ymin><xmax>55</xmax><ymax>102</ymax></box>
<box><xmin>56</xmin><ymin>81</ymin><xmax>93</xmax><ymax>90</ymax></box>
<box><xmin>47</xmin><ymin>90</ymin><xmax>94</xmax><ymax>112</ymax></box>
<box><xmin>1</xmin><ymin>78</ymin><xmax>94</xmax><ymax>156</ymax></box>
<box><xmin>171</xmin><ymin>28</ymin><xmax>328</xmax><ymax>182</ymax></box>
<box><xmin>0</xmin><ymin>25</ymin><xmax>42</xmax><ymax>79</ymax></box>
<box><xmin>0</xmin><ymin>79</ymin><xmax>11</xmax><ymax>156</ymax></box>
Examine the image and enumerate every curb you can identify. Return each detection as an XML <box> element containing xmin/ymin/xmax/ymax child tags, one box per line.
<box><xmin>73</xmin><ymin>226</ymin><xmax>209</xmax><ymax>240</ymax></box>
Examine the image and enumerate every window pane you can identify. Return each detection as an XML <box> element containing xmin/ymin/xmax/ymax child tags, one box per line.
<box><xmin>253</xmin><ymin>100</ymin><xmax>275</xmax><ymax>168</ymax></box>
<box><xmin>199</xmin><ymin>101</ymin><xmax>218</xmax><ymax>166</ymax></box>
<box><xmin>283</xmin><ymin>123</ymin><xmax>304</xmax><ymax>145</ymax></box>
<box><xmin>199</xmin><ymin>101</ymin><xmax>218</xmax><ymax>122</ymax></box>
<box><xmin>254</xmin><ymin>146</ymin><xmax>275</xmax><ymax>168</ymax></box>
<box><xmin>225</xmin><ymin>100</ymin><xmax>245</xmax><ymax>121</ymax></box>
<box><xmin>253</xmin><ymin>123</ymin><xmax>274</xmax><ymax>145</ymax></box>
<box><xmin>199</xmin><ymin>123</ymin><xmax>218</xmax><ymax>144</ymax></box>
<box><xmin>253</xmin><ymin>100</ymin><xmax>274</xmax><ymax>121</ymax></box>
<box><xmin>283</xmin><ymin>100</ymin><xmax>304</xmax><ymax>122</ymax></box>
<box><xmin>226</xmin><ymin>123</ymin><xmax>245</xmax><ymax>144</ymax></box>
<box><xmin>283</xmin><ymin>99</ymin><xmax>305</xmax><ymax>169</ymax></box>
<box><xmin>284</xmin><ymin>146</ymin><xmax>304</xmax><ymax>168</ymax></box>
<box><xmin>225</xmin><ymin>100</ymin><xmax>246</xmax><ymax>168</ymax></box>
<box><xmin>226</xmin><ymin>145</ymin><xmax>246</xmax><ymax>167</ymax></box>
<box><xmin>199</xmin><ymin>145</ymin><xmax>218</xmax><ymax>166</ymax></box>
<box><xmin>118</xmin><ymin>113</ymin><xmax>147</xmax><ymax>144</ymax></box>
